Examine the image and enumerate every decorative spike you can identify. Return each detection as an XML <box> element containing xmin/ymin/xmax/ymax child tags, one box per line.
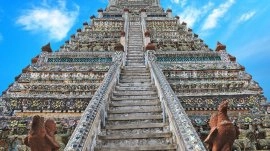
<box><xmin>90</xmin><ymin>15</ymin><xmax>96</xmax><ymax>19</ymax></box>
<box><xmin>215</xmin><ymin>41</ymin><xmax>226</xmax><ymax>52</ymax></box>
<box><xmin>41</xmin><ymin>43</ymin><xmax>52</xmax><ymax>53</ymax></box>
<box><xmin>114</xmin><ymin>43</ymin><xmax>124</xmax><ymax>51</ymax></box>
<box><xmin>146</xmin><ymin>42</ymin><xmax>156</xmax><ymax>50</ymax></box>
<box><xmin>121</xmin><ymin>31</ymin><xmax>125</xmax><ymax>37</ymax></box>
<box><xmin>166</xmin><ymin>9</ymin><xmax>172</xmax><ymax>12</ymax></box>
<box><xmin>140</xmin><ymin>8</ymin><xmax>146</xmax><ymax>12</ymax></box>
<box><xmin>228</xmin><ymin>54</ymin><xmax>236</xmax><ymax>62</ymax></box>
<box><xmin>145</xmin><ymin>31</ymin><xmax>150</xmax><ymax>37</ymax></box>
<box><xmin>98</xmin><ymin>8</ymin><xmax>103</xmax><ymax>12</ymax></box>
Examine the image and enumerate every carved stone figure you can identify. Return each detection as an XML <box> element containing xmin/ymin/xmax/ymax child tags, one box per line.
<box><xmin>204</xmin><ymin>100</ymin><xmax>240</xmax><ymax>151</ymax></box>
<box><xmin>45</xmin><ymin>119</ymin><xmax>60</xmax><ymax>151</ymax></box>
<box><xmin>24</xmin><ymin>115</ymin><xmax>59</xmax><ymax>151</ymax></box>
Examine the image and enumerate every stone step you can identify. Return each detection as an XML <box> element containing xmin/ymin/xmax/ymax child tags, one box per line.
<box><xmin>126</xmin><ymin>61</ymin><xmax>145</xmax><ymax>64</ymax></box>
<box><xmin>115</xmin><ymin>86</ymin><xmax>153</xmax><ymax>91</ymax></box>
<box><xmin>108</xmin><ymin>108</ymin><xmax>162</xmax><ymax>114</ymax></box>
<box><xmin>112</xmin><ymin>95</ymin><xmax>158</xmax><ymax>101</ymax></box>
<box><xmin>119</xmin><ymin>79</ymin><xmax>151</xmax><ymax>83</ymax></box>
<box><xmin>127</xmin><ymin>53</ymin><xmax>143</xmax><ymax>55</ymax></box>
<box><xmin>121</xmin><ymin>70</ymin><xmax>150</xmax><ymax>76</ymax></box>
<box><xmin>98</xmin><ymin>132</ymin><xmax>172</xmax><ymax>140</ymax></box>
<box><xmin>128</xmin><ymin>47</ymin><xmax>143</xmax><ymax>49</ymax></box>
<box><xmin>127</xmin><ymin>50</ymin><xmax>143</xmax><ymax>52</ymax></box>
<box><xmin>103</xmin><ymin>125</ymin><xmax>164</xmax><ymax>136</ymax></box>
<box><xmin>129</xmin><ymin>31</ymin><xmax>141</xmax><ymax>33</ymax></box>
<box><xmin>128</xmin><ymin>49</ymin><xmax>142</xmax><ymax>51</ymax></box>
<box><xmin>126</xmin><ymin>59</ymin><xmax>144</xmax><ymax>62</ymax></box>
<box><xmin>127</xmin><ymin>51</ymin><xmax>143</xmax><ymax>54</ymax></box>
<box><xmin>95</xmin><ymin>144</ymin><xmax>177</xmax><ymax>151</ymax></box>
<box><xmin>120</xmin><ymin>76</ymin><xmax>150</xmax><ymax>80</ymax></box>
<box><xmin>113</xmin><ymin>91</ymin><xmax>156</xmax><ymax>96</ymax></box>
<box><xmin>123</xmin><ymin>65</ymin><xmax>146</xmax><ymax>68</ymax></box>
<box><xmin>120</xmin><ymin>74</ymin><xmax>150</xmax><ymax>77</ymax></box>
<box><xmin>128</xmin><ymin>40</ymin><xmax>142</xmax><ymax>42</ymax></box>
<box><xmin>128</xmin><ymin>41</ymin><xmax>142</xmax><ymax>42</ymax></box>
<box><xmin>114</xmin><ymin>87</ymin><xmax>155</xmax><ymax>92</ymax></box>
<box><xmin>127</xmin><ymin>54</ymin><xmax>144</xmax><ymax>57</ymax></box>
<box><xmin>110</xmin><ymin>105</ymin><xmax>161</xmax><ymax>111</ymax></box>
<box><xmin>128</xmin><ymin>44</ymin><xmax>142</xmax><ymax>46</ymax></box>
<box><xmin>121</xmin><ymin>69</ymin><xmax>147</xmax><ymax>72</ymax></box>
<box><xmin>123</xmin><ymin>66</ymin><xmax>147</xmax><ymax>70</ymax></box>
<box><xmin>126</xmin><ymin>57</ymin><xmax>143</xmax><ymax>60</ymax></box>
<box><xmin>122</xmin><ymin>70</ymin><xmax>148</xmax><ymax>73</ymax></box>
<box><xmin>107</xmin><ymin>115</ymin><xmax>162</xmax><ymax>121</ymax></box>
<box><xmin>126</xmin><ymin>63</ymin><xmax>146</xmax><ymax>66</ymax></box>
<box><xmin>96</xmin><ymin>140</ymin><xmax>174</xmax><ymax>150</ymax></box>
<box><xmin>106</xmin><ymin>119</ymin><xmax>163</xmax><ymax>126</ymax></box>
<box><xmin>117</xmin><ymin>81</ymin><xmax>152</xmax><ymax>86</ymax></box>
<box><xmin>105</xmin><ymin>123</ymin><xmax>167</xmax><ymax>130</ymax></box>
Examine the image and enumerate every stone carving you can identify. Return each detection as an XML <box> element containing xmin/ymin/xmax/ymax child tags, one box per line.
<box><xmin>204</xmin><ymin>100</ymin><xmax>240</xmax><ymax>151</ymax></box>
<box><xmin>45</xmin><ymin>119</ymin><xmax>60</xmax><ymax>151</ymax></box>
<box><xmin>41</xmin><ymin>43</ymin><xmax>53</xmax><ymax>53</ymax></box>
<box><xmin>24</xmin><ymin>115</ymin><xmax>60</xmax><ymax>151</ymax></box>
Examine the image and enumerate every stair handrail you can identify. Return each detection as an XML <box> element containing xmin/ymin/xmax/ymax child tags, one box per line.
<box><xmin>65</xmin><ymin>52</ymin><xmax>123</xmax><ymax>151</ymax></box>
<box><xmin>141</xmin><ymin>14</ymin><xmax>147</xmax><ymax>46</ymax></box>
<box><xmin>123</xmin><ymin>12</ymin><xmax>129</xmax><ymax>66</ymax></box>
<box><xmin>146</xmin><ymin>50</ymin><xmax>207</xmax><ymax>151</ymax></box>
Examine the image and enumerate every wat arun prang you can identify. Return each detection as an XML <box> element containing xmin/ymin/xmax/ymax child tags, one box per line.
<box><xmin>0</xmin><ymin>0</ymin><xmax>269</xmax><ymax>150</ymax></box>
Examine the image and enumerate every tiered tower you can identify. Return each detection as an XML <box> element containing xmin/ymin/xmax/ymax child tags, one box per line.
<box><xmin>0</xmin><ymin>0</ymin><xmax>267</xmax><ymax>150</ymax></box>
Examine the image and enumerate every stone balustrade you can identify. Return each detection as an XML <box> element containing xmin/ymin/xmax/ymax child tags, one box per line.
<box><xmin>146</xmin><ymin>50</ymin><xmax>206</xmax><ymax>151</ymax></box>
<box><xmin>65</xmin><ymin>52</ymin><xmax>123</xmax><ymax>150</ymax></box>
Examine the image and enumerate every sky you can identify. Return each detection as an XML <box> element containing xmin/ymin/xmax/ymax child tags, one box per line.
<box><xmin>0</xmin><ymin>0</ymin><xmax>269</xmax><ymax>100</ymax></box>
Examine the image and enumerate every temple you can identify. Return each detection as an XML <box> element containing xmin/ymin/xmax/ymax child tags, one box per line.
<box><xmin>1</xmin><ymin>0</ymin><xmax>269</xmax><ymax>150</ymax></box>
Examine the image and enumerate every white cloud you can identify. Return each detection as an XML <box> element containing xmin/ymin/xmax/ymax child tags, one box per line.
<box><xmin>16</xmin><ymin>0</ymin><xmax>79</xmax><ymax>41</ymax></box>
<box><xmin>179</xmin><ymin>2</ymin><xmax>214</xmax><ymax>27</ymax></box>
<box><xmin>202</xmin><ymin>0</ymin><xmax>235</xmax><ymax>31</ymax></box>
<box><xmin>171</xmin><ymin>0</ymin><xmax>186</xmax><ymax>7</ymax></box>
<box><xmin>239</xmin><ymin>11</ymin><xmax>256</xmax><ymax>23</ymax></box>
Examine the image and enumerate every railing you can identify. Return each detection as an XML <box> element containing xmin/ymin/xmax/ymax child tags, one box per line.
<box><xmin>146</xmin><ymin>50</ymin><xmax>207</xmax><ymax>151</ymax></box>
<box><xmin>123</xmin><ymin>12</ymin><xmax>129</xmax><ymax>66</ymax></box>
<box><xmin>64</xmin><ymin>52</ymin><xmax>123</xmax><ymax>151</ymax></box>
<box><xmin>141</xmin><ymin>14</ymin><xmax>147</xmax><ymax>46</ymax></box>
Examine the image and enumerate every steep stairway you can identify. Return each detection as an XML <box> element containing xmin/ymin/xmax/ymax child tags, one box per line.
<box><xmin>95</xmin><ymin>20</ymin><xmax>176</xmax><ymax>150</ymax></box>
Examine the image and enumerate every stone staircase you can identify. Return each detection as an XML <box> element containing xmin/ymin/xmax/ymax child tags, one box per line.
<box><xmin>95</xmin><ymin>20</ymin><xmax>176</xmax><ymax>150</ymax></box>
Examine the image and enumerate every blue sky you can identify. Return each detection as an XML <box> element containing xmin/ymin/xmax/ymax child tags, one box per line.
<box><xmin>0</xmin><ymin>0</ymin><xmax>269</xmax><ymax>100</ymax></box>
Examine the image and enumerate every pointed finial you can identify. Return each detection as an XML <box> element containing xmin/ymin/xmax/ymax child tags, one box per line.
<box><xmin>41</xmin><ymin>43</ymin><xmax>52</xmax><ymax>53</ymax></box>
<box><xmin>215</xmin><ymin>41</ymin><xmax>226</xmax><ymax>52</ymax></box>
